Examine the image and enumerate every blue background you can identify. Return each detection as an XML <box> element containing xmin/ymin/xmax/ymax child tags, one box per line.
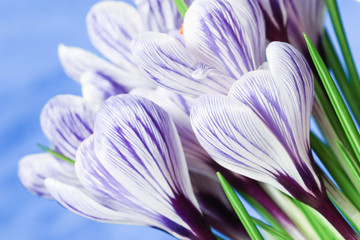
<box><xmin>0</xmin><ymin>0</ymin><xmax>359</xmax><ymax>239</ymax></box>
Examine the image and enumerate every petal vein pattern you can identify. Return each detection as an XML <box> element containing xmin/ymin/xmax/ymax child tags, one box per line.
<box><xmin>132</xmin><ymin>32</ymin><xmax>235</xmax><ymax>97</ymax></box>
<box><xmin>93</xmin><ymin>95</ymin><xmax>203</xmax><ymax>237</ymax></box>
<box><xmin>183</xmin><ymin>0</ymin><xmax>265</xmax><ymax>79</ymax></box>
<box><xmin>87</xmin><ymin>1</ymin><xmax>143</xmax><ymax>71</ymax></box>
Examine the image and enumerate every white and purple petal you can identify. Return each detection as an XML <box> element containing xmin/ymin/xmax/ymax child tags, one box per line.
<box><xmin>80</xmin><ymin>71</ymin><xmax>125</xmax><ymax>104</ymax></box>
<box><xmin>18</xmin><ymin>153</ymin><xmax>79</xmax><ymax>198</ymax></box>
<box><xmin>58</xmin><ymin>45</ymin><xmax>151</xmax><ymax>90</ymax></box>
<box><xmin>132</xmin><ymin>32</ymin><xmax>235</xmax><ymax>97</ymax></box>
<box><xmin>130</xmin><ymin>87</ymin><xmax>214</xmax><ymax>176</ymax></box>
<box><xmin>183</xmin><ymin>0</ymin><xmax>265</xmax><ymax>79</ymax></box>
<box><xmin>40</xmin><ymin>95</ymin><xmax>95</xmax><ymax>159</ymax></box>
<box><xmin>94</xmin><ymin>94</ymin><xmax>214</xmax><ymax>239</ymax></box>
<box><xmin>190</xmin><ymin>94</ymin><xmax>321</xmax><ymax>199</ymax></box>
<box><xmin>76</xmin><ymin>135</ymin><xmax>148</xmax><ymax>215</ymax></box>
<box><xmin>266</xmin><ymin>42</ymin><xmax>314</xmax><ymax>158</ymax></box>
<box><xmin>44</xmin><ymin>178</ymin><xmax>143</xmax><ymax>224</ymax></box>
<box><xmin>87</xmin><ymin>1</ymin><xmax>143</xmax><ymax>72</ymax></box>
<box><xmin>133</xmin><ymin>0</ymin><xmax>185</xmax><ymax>32</ymax></box>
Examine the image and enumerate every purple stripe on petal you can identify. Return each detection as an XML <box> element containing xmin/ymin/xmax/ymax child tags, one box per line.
<box><xmin>87</xmin><ymin>1</ymin><xmax>143</xmax><ymax>71</ymax></box>
<box><xmin>81</xmin><ymin>71</ymin><xmax>126</xmax><ymax>103</ymax></box>
<box><xmin>130</xmin><ymin>87</ymin><xmax>214</xmax><ymax>176</ymax></box>
<box><xmin>133</xmin><ymin>0</ymin><xmax>184</xmax><ymax>32</ymax></box>
<box><xmin>18</xmin><ymin>153</ymin><xmax>79</xmax><ymax>198</ymax></box>
<box><xmin>58</xmin><ymin>45</ymin><xmax>151</xmax><ymax>90</ymax></box>
<box><xmin>184</xmin><ymin>0</ymin><xmax>265</xmax><ymax>79</ymax></box>
<box><xmin>76</xmin><ymin>135</ymin><xmax>147</xmax><ymax>213</ymax></box>
<box><xmin>40</xmin><ymin>95</ymin><xmax>96</xmax><ymax>159</ymax></box>
<box><xmin>132</xmin><ymin>32</ymin><xmax>235</xmax><ymax>97</ymax></box>
<box><xmin>229</xmin><ymin>67</ymin><xmax>321</xmax><ymax>196</ymax></box>
<box><xmin>93</xmin><ymin>94</ymin><xmax>213</xmax><ymax>239</ymax></box>
<box><xmin>191</xmin><ymin>94</ymin><xmax>320</xmax><ymax>197</ymax></box>
<box><xmin>44</xmin><ymin>178</ymin><xmax>141</xmax><ymax>224</ymax></box>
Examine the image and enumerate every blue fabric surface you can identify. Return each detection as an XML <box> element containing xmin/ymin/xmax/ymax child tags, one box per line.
<box><xmin>0</xmin><ymin>0</ymin><xmax>359</xmax><ymax>240</ymax></box>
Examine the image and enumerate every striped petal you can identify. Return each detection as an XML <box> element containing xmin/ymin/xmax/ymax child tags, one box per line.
<box><xmin>94</xmin><ymin>94</ymin><xmax>214</xmax><ymax>239</ymax></box>
<box><xmin>80</xmin><ymin>71</ymin><xmax>126</xmax><ymax>104</ymax></box>
<box><xmin>40</xmin><ymin>95</ymin><xmax>95</xmax><ymax>159</ymax></box>
<box><xmin>87</xmin><ymin>1</ymin><xmax>143</xmax><ymax>72</ymax></box>
<box><xmin>130</xmin><ymin>87</ymin><xmax>214</xmax><ymax>176</ymax></box>
<box><xmin>266</xmin><ymin>42</ymin><xmax>314</xmax><ymax>151</ymax></box>
<box><xmin>75</xmin><ymin>135</ymin><xmax>148</xmax><ymax>215</ymax></box>
<box><xmin>18</xmin><ymin>153</ymin><xmax>79</xmax><ymax>198</ymax></box>
<box><xmin>44</xmin><ymin>178</ymin><xmax>140</xmax><ymax>224</ymax></box>
<box><xmin>132</xmin><ymin>32</ymin><xmax>235</xmax><ymax>97</ymax></box>
<box><xmin>191</xmin><ymin>94</ymin><xmax>322</xmax><ymax>200</ymax></box>
<box><xmin>133</xmin><ymin>0</ymin><xmax>184</xmax><ymax>32</ymax></box>
<box><xmin>183</xmin><ymin>0</ymin><xmax>265</xmax><ymax>79</ymax></box>
<box><xmin>58</xmin><ymin>45</ymin><xmax>151</xmax><ymax>90</ymax></box>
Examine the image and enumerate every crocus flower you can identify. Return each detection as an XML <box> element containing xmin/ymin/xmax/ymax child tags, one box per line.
<box><xmin>132</xmin><ymin>0</ymin><xmax>265</xmax><ymax>98</ymax></box>
<box><xmin>45</xmin><ymin>95</ymin><xmax>216</xmax><ymax>240</ymax></box>
<box><xmin>191</xmin><ymin>41</ymin><xmax>359</xmax><ymax>239</ymax></box>
<box><xmin>58</xmin><ymin>0</ymin><xmax>192</xmax><ymax>95</ymax></box>
<box><xmin>19</xmin><ymin>0</ymin><xmax>193</xmax><ymax>197</ymax></box>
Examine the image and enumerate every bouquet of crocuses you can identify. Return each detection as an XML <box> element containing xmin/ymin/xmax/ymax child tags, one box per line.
<box><xmin>18</xmin><ymin>0</ymin><xmax>360</xmax><ymax>239</ymax></box>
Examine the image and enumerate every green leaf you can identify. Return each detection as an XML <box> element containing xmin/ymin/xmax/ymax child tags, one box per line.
<box><xmin>174</xmin><ymin>0</ymin><xmax>188</xmax><ymax>18</ymax></box>
<box><xmin>324</xmin><ymin>0</ymin><xmax>360</xmax><ymax>99</ymax></box>
<box><xmin>217</xmin><ymin>172</ymin><xmax>263</xmax><ymax>240</ymax></box>
<box><xmin>336</xmin><ymin>140</ymin><xmax>360</xmax><ymax>189</ymax></box>
<box><xmin>37</xmin><ymin>143</ymin><xmax>75</xmax><ymax>165</ymax></box>
<box><xmin>305</xmin><ymin>35</ymin><xmax>360</xmax><ymax>184</ymax></box>
<box><xmin>321</xmin><ymin>31</ymin><xmax>360</xmax><ymax>124</ymax></box>
<box><xmin>252</xmin><ymin>219</ymin><xmax>289</xmax><ymax>240</ymax></box>
<box><xmin>241</xmin><ymin>193</ymin><xmax>292</xmax><ymax>239</ymax></box>
<box><xmin>311</xmin><ymin>133</ymin><xmax>360</xmax><ymax>209</ymax></box>
<box><xmin>291</xmin><ymin>198</ymin><xmax>343</xmax><ymax>240</ymax></box>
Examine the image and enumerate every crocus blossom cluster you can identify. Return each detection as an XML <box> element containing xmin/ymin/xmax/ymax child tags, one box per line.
<box><xmin>19</xmin><ymin>0</ymin><xmax>360</xmax><ymax>239</ymax></box>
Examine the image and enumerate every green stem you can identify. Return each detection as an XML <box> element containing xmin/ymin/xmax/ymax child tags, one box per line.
<box><xmin>305</xmin><ymin>34</ymin><xmax>360</xmax><ymax>174</ymax></box>
<box><xmin>217</xmin><ymin>172</ymin><xmax>263</xmax><ymax>240</ymax></box>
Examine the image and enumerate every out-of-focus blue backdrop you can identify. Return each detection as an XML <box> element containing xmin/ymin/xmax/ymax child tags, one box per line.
<box><xmin>0</xmin><ymin>0</ymin><xmax>359</xmax><ymax>239</ymax></box>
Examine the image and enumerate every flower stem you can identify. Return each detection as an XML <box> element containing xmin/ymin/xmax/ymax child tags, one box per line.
<box><xmin>315</xmin><ymin>197</ymin><xmax>359</xmax><ymax>240</ymax></box>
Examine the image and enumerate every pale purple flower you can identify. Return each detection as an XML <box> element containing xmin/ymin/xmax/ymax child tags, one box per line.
<box><xmin>45</xmin><ymin>95</ymin><xmax>216</xmax><ymax>240</ymax></box>
<box><xmin>58</xmin><ymin>0</ymin><xmax>191</xmax><ymax>101</ymax></box>
<box><xmin>132</xmin><ymin>0</ymin><xmax>265</xmax><ymax>98</ymax></box>
<box><xmin>190</xmin><ymin>41</ymin><xmax>360</xmax><ymax>239</ymax></box>
<box><xmin>191</xmin><ymin>41</ymin><xmax>321</xmax><ymax>203</ymax></box>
